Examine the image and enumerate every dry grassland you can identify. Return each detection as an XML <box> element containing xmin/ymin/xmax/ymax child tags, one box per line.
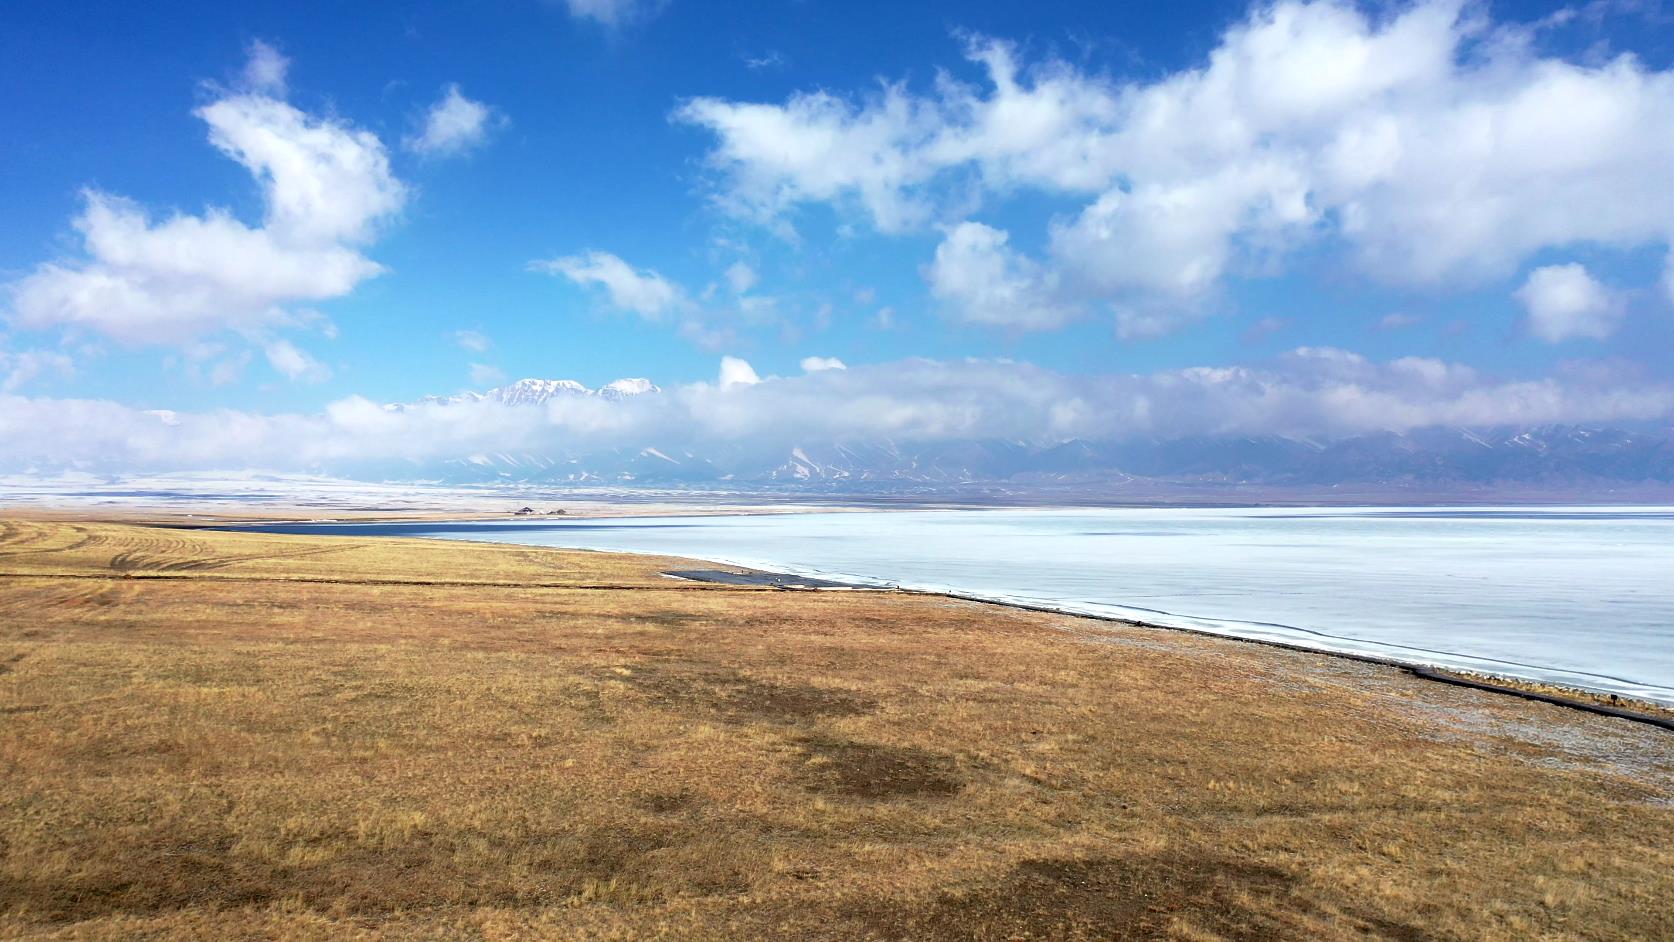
<box><xmin>1</xmin><ymin>516</ymin><xmax>1671</xmax><ymax>940</ymax></box>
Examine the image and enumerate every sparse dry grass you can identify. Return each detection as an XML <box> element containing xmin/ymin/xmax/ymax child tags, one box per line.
<box><xmin>1</xmin><ymin>515</ymin><xmax>1670</xmax><ymax>941</ymax></box>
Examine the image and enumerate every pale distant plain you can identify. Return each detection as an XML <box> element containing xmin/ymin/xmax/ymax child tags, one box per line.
<box><xmin>260</xmin><ymin>506</ymin><xmax>1674</xmax><ymax>706</ymax></box>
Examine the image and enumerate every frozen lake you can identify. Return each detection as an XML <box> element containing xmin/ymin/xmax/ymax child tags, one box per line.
<box><xmin>254</xmin><ymin>507</ymin><xmax>1674</xmax><ymax>706</ymax></box>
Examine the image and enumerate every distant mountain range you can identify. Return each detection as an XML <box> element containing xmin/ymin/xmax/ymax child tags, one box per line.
<box><xmin>404</xmin><ymin>377</ymin><xmax>661</xmax><ymax>408</ymax></box>
<box><xmin>381</xmin><ymin>378</ymin><xmax>1674</xmax><ymax>496</ymax></box>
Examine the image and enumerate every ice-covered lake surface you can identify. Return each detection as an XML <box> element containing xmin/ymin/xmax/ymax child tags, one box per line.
<box><xmin>253</xmin><ymin>507</ymin><xmax>1674</xmax><ymax>706</ymax></box>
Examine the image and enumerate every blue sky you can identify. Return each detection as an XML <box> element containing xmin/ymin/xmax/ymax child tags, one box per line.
<box><xmin>3</xmin><ymin>0</ymin><xmax>1674</xmax><ymax>471</ymax></box>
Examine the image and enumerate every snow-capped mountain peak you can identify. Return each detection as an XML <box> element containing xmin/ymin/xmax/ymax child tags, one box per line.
<box><xmin>490</xmin><ymin>379</ymin><xmax>589</xmax><ymax>405</ymax></box>
<box><xmin>598</xmin><ymin>378</ymin><xmax>661</xmax><ymax>400</ymax></box>
<box><xmin>390</xmin><ymin>377</ymin><xmax>662</xmax><ymax>410</ymax></box>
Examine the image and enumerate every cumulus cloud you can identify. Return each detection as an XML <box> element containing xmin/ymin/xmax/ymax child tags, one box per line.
<box><xmin>3</xmin><ymin>351</ymin><xmax>1670</xmax><ymax>473</ymax></box>
<box><xmin>925</xmin><ymin>222</ymin><xmax>1078</xmax><ymax>329</ymax></box>
<box><xmin>532</xmin><ymin>250</ymin><xmax>686</xmax><ymax>319</ymax></box>
<box><xmin>675</xmin><ymin>83</ymin><xmax>944</xmax><ymax>233</ymax></box>
<box><xmin>800</xmin><ymin>356</ymin><xmax>846</xmax><ymax>372</ymax></box>
<box><xmin>197</xmin><ymin>93</ymin><xmax>404</xmax><ymax>244</ymax></box>
<box><xmin>407</xmin><ymin>84</ymin><xmax>501</xmax><ymax>157</ymax></box>
<box><xmin>4</xmin><ymin>44</ymin><xmax>404</xmax><ymax>346</ymax></box>
<box><xmin>677</xmin><ymin>1</ymin><xmax>1674</xmax><ymax>335</ymax></box>
<box><xmin>1515</xmin><ymin>263</ymin><xmax>1622</xmax><ymax>342</ymax></box>
<box><xmin>718</xmin><ymin>355</ymin><xmax>761</xmax><ymax>387</ymax></box>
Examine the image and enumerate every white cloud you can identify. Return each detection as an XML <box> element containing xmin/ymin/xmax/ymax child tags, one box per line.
<box><xmin>4</xmin><ymin>44</ymin><xmax>404</xmax><ymax>347</ymax></box>
<box><xmin>0</xmin><ymin>347</ymin><xmax>74</xmax><ymax>393</ymax></box>
<box><xmin>1515</xmin><ymin>263</ymin><xmax>1622</xmax><ymax>342</ymax></box>
<box><xmin>1048</xmin><ymin>164</ymin><xmax>1312</xmax><ymax>305</ymax></box>
<box><xmin>724</xmin><ymin>260</ymin><xmax>758</xmax><ymax>294</ymax></box>
<box><xmin>743</xmin><ymin>51</ymin><xmax>787</xmax><ymax>71</ymax></box>
<box><xmin>718</xmin><ymin>355</ymin><xmax>761</xmax><ymax>387</ymax></box>
<box><xmin>564</xmin><ymin>0</ymin><xmax>664</xmax><ymax>27</ymax></box>
<box><xmin>534</xmin><ymin>253</ymin><xmax>788</xmax><ymax>348</ymax></box>
<box><xmin>264</xmin><ymin>339</ymin><xmax>331</xmax><ymax>382</ymax></box>
<box><xmin>800</xmin><ymin>356</ymin><xmax>846</xmax><ymax>372</ymax></box>
<box><xmin>925</xmin><ymin>222</ymin><xmax>1078</xmax><ymax>329</ymax></box>
<box><xmin>407</xmin><ymin>84</ymin><xmax>500</xmax><ymax>157</ymax></box>
<box><xmin>452</xmin><ymin>329</ymin><xmax>491</xmax><ymax>353</ymax></box>
<box><xmin>675</xmin><ymin>84</ymin><xmax>945</xmax><ymax>233</ymax></box>
<box><xmin>10</xmin><ymin>193</ymin><xmax>384</xmax><ymax>344</ymax></box>
<box><xmin>197</xmin><ymin>93</ymin><xmax>405</xmax><ymax>245</ymax></box>
<box><xmin>241</xmin><ymin>40</ymin><xmax>289</xmax><ymax>96</ymax></box>
<box><xmin>3</xmin><ymin>351</ymin><xmax>1670</xmax><ymax>473</ymax></box>
<box><xmin>532</xmin><ymin>250</ymin><xmax>685</xmax><ymax>319</ymax></box>
<box><xmin>678</xmin><ymin>2</ymin><xmax>1674</xmax><ymax>335</ymax></box>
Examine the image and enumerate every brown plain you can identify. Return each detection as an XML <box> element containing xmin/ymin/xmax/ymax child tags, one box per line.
<box><xmin>1</xmin><ymin>515</ymin><xmax>1670</xmax><ymax>941</ymax></box>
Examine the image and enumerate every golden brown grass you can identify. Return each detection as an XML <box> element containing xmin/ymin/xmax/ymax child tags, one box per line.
<box><xmin>1</xmin><ymin>515</ymin><xmax>1671</xmax><ymax>940</ymax></box>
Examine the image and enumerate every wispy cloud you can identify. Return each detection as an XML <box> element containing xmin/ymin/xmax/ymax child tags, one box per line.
<box><xmin>1241</xmin><ymin>316</ymin><xmax>1290</xmax><ymax>343</ymax></box>
<box><xmin>264</xmin><ymin>339</ymin><xmax>331</xmax><ymax>383</ymax></box>
<box><xmin>406</xmin><ymin>84</ymin><xmax>502</xmax><ymax>157</ymax></box>
<box><xmin>452</xmin><ymin>330</ymin><xmax>492</xmax><ymax>353</ymax></box>
<box><xmin>742</xmin><ymin>50</ymin><xmax>786</xmax><ymax>71</ymax></box>
<box><xmin>532</xmin><ymin>250</ymin><xmax>686</xmax><ymax>319</ymax></box>
<box><xmin>563</xmin><ymin>0</ymin><xmax>667</xmax><ymax>27</ymax></box>
<box><xmin>240</xmin><ymin>39</ymin><xmax>288</xmax><ymax>95</ymax></box>
<box><xmin>0</xmin><ymin>347</ymin><xmax>74</xmax><ymax>393</ymax></box>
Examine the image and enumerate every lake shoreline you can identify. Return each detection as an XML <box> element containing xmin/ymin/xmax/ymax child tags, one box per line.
<box><xmin>232</xmin><ymin>506</ymin><xmax>1674</xmax><ymax>712</ymax></box>
<box><xmin>656</xmin><ymin>566</ymin><xmax>1674</xmax><ymax>728</ymax></box>
<box><xmin>4</xmin><ymin>514</ymin><xmax>1673</xmax><ymax>939</ymax></box>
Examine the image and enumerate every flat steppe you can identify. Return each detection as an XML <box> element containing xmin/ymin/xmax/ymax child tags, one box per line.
<box><xmin>1</xmin><ymin>515</ymin><xmax>1670</xmax><ymax>940</ymax></box>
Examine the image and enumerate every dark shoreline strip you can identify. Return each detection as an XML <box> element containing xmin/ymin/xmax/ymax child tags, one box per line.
<box><xmin>915</xmin><ymin>588</ymin><xmax>1674</xmax><ymax>732</ymax></box>
<box><xmin>655</xmin><ymin>570</ymin><xmax>1674</xmax><ymax>728</ymax></box>
<box><xmin>663</xmin><ymin>569</ymin><xmax>870</xmax><ymax>589</ymax></box>
<box><xmin>1406</xmin><ymin>668</ymin><xmax>1674</xmax><ymax>731</ymax></box>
